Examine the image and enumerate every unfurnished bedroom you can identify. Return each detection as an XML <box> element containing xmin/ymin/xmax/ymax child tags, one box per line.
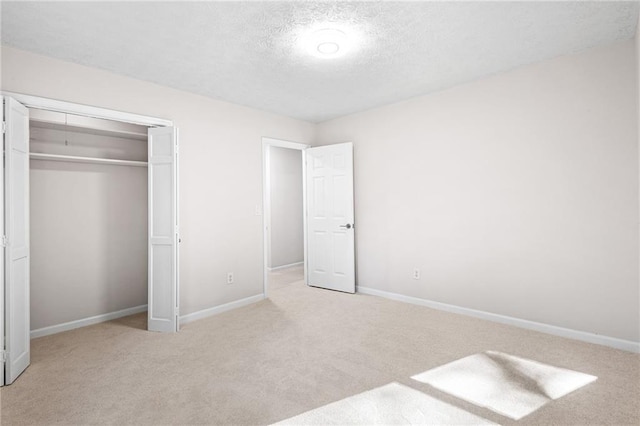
<box><xmin>0</xmin><ymin>1</ymin><xmax>638</xmax><ymax>425</ymax></box>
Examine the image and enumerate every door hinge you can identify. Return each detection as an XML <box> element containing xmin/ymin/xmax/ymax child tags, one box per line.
<box><xmin>1</xmin><ymin>350</ymin><xmax>6</xmax><ymax>363</ymax></box>
<box><xmin>2</xmin><ymin>122</ymin><xmax>6</xmax><ymax>134</ymax></box>
<box><xmin>2</xmin><ymin>236</ymin><xmax>7</xmax><ymax>247</ymax></box>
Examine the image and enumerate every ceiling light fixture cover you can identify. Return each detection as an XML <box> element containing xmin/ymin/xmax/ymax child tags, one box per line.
<box><xmin>304</xmin><ymin>28</ymin><xmax>351</xmax><ymax>59</ymax></box>
<box><xmin>317</xmin><ymin>41</ymin><xmax>339</xmax><ymax>54</ymax></box>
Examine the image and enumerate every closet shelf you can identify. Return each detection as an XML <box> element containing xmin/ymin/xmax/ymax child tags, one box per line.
<box><xmin>30</xmin><ymin>109</ymin><xmax>148</xmax><ymax>141</ymax></box>
<box><xmin>30</xmin><ymin>153</ymin><xmax>148</xmax><ymax>167</ymax></box>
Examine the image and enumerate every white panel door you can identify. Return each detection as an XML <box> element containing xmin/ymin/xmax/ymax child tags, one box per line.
<box><xmin>148</xmin><ymin>127</ymin><xmax>179</xmax><ymax>332</ymax></box>
<box><xmin>3</xmin><ymin>96</ymin><xmax>30</xmax><ymax>384</ymax></box>
<box><xmin>306</xmin><ymin>142</ymin><xmax>355</xmax><ymax>293</ymax></box>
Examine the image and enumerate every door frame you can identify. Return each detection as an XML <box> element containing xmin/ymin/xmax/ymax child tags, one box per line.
<box><xmin>261</xmin><ymin>137</ymin><xmax>310</xmax><ymax>298</ymax></box>
<box><xmin>0</xmin><ymin>92</ymin><xmax>173</xmax><ymax>127</ymax></box>
<box><xmin>1</xmin><ymin>92</ymin><xmax>178</xmax><ymax>385</ymax></box>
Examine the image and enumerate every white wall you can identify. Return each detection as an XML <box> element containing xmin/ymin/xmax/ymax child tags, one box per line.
<box><xmin>317</xmin><ymin>40</ymin><xmax>640</xmax><ymax>343</ymax></box>
<box><xmin>30</xmin><ymin>127</ymin><xmax>147</xmax><ymax>329</ymax></box>
<box><xmin>268</xmin><ymin>146</ymin><xmax>303</xmax><ymax>268</ymax></box>
<box><xmin>636</xmin><ymin>14</ymin><xmax>639</xmax><ymax>336</ymax></box>
<box><xmin>2</xmin><ymin>39</ymin><xmax>638</xmax><ymax>344</ymax></box>
<box><xmin>1</xmin><ymin>46</ymin><xmax>315</xmax><ymax>318</ymax></box>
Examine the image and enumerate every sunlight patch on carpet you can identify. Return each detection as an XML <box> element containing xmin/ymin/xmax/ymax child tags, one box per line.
<box><xmin>274</xmin><ymin>382</ymin><xmax>496</xmax><ymax>425</ymax></box>
<box><xmin>411</xmin><ymin>351</ymin><xmax>597</xmax><ymax>420</ymax></box>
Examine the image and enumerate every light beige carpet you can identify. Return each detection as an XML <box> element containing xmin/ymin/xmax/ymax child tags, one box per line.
<box><xmin>268</xmin><ymin>264</ymin><xmax>304</xmax><ymax>290</ymax></box>
<box><xmin>1</xmin><ymin>267</ymin><xmax>638</xmax><ymax>425</ymax></box>
<box><xmin>275</xmin><ymin>382</ymin><xmax>498</xmax><ymax>425</ymax></box>
<box><xmin>411</xmin><ymin>351</ymin><xmax>598</xmax><ymax>420</ymax></box>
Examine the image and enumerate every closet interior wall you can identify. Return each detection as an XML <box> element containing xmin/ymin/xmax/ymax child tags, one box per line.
<box><xmin>29</xmin><ymin>111</ymin><xmax>149</xmax><ymax>332</ymax></box>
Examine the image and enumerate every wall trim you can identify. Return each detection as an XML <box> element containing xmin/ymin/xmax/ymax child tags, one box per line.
<box><xmin>357</xmin><ymin>286</ymin><xmax>640</xmax><ymax>353</ymax></box>
<box><xmin>179</xmin><ymin>294</ymin><xmax>264</xmax><ymax>326</ymax></box>
<box><xmin>30</xmin><ymin>305</ymin><xmax>148</xmax><ymax>339</ymax></box>
<box><xmin>268</xmin><ymin>261</ymin><xmax>304</xmax><ymax>271</ymax></box>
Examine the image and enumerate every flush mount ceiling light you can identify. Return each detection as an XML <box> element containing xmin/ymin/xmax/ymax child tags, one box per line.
<box><xmin>304</xmin><ymin>28</ymin><xmax>351</xmax><ymax>59</ymax></box>
<box><xmin>317</xmin><ymin>41</ymin><xmax>340</xmax><ymax>55</ymax></box>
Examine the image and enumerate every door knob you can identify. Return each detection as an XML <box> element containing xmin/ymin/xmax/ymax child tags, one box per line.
<box><xmin>340</xmin><ymin>224</ymin><xmax>352</xmax><ymax>229</ymax></box>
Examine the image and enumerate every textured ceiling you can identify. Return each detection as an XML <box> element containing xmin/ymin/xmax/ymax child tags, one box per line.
<box><xmin>1</xmin><ymin>1</ymin><xmax>638</xmax><ymax>122</ymax></box>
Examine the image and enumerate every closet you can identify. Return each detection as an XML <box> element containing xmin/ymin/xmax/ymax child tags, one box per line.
<box><xmin>1</xmin><ymin>94</ymin><xmax>179</xmax><ymax>386</ymax></box>
<box><xmin>29</xmin><ymin>110</ymin><xmax>149</xmax><ymax>337</ymax></box>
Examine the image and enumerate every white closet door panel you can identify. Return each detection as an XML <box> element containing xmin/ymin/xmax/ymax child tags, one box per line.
<box><xmin>148</xmin><ymin>127</ymin><xmax>178</xmax><ymax>333</ymax></box>
<box><xmin>3</xmin><ymin>96</ymin><xmax>30</xmax><ymax>384</ymax></box>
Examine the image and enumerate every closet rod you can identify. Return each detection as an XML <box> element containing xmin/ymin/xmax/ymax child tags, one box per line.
<box><xmin>30</xmin><ymin>153</ymin><xmax>148</xmax><ymax>168</ymax></box>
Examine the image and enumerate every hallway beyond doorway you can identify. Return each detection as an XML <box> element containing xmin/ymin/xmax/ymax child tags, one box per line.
<box><xmin>268</xmin><ymin>264</ymin><xmax>304</xmax><ymax>290</ymax></box>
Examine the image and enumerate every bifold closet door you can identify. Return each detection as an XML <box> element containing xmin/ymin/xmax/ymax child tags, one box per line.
<box><xmin>3</xmin><ymin>96</ymin><xmax>30</xmax><ymax>384</ymax></box>
<box><xmin>148</xmin><ymin>126</ymin><xmax>179</xmax><ymax>333</ymax></box>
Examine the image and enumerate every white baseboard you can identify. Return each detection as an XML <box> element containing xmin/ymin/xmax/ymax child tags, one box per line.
<box><xmin>268</xmin><ymin>261</ymin><xmax>304</xmax><ymax>271</ymax></box>
<box><xmin>357</xmin><ymin>286</ymin><xmax>640</xmax><ymax>353</ymax></box>
<box><xmin>179</xmin><ymin>294</ymin><xmax>264</xmax><ymax>326</ymax></box>
<box><xmin>30</xmin><ymin>304</ymin><xmax>148</xmax><ymax>339</ymax></box>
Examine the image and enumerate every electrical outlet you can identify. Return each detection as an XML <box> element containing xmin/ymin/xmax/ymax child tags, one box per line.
<box><xmin>413</xmin><ymin>268</ymin><xmax>420</xmax><ymax>280</ymax></box>
<box><xmin>255</xmin><ymin>204</ymin><xmax>262</xmax><ymax>216</ymax></box>
<box><xmin>227</xmin><ymin>272</ymin><xmax>234</xmax><ymax>284</ymax></box>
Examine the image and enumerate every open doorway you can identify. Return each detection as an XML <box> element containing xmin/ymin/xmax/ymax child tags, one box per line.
<box><xmin>262</xmin><ymin>138</ymin><xmax>309</xmax><ymax>297</ymax></box>
<box><xmin>262</xmin><ymin>137</ymin><xmax>357</xmax><ymax>297</ymax></box>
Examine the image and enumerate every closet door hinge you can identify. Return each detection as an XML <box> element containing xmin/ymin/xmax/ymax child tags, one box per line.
<box><xmin>1</xmin><ymin>236</ymin><xmax>7</xmax><ymax>247</ymax></box>
<box><xmin>2</xmin><ymin>122</ymin><xmax>6</xmax><ymax>134</ymax></box>
<box><xmin>1</xmin><ymin>350</ymin><xmax>6</xmax><ymax>363</ymax></box>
